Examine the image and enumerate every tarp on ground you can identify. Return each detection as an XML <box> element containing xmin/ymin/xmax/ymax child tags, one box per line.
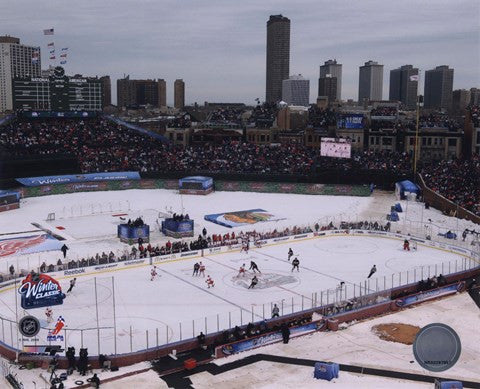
<box><xmin>204</xmin><ymin>209</ymin><xmax>285</xmax><ymax>228</ymax></box>
<box><xmin>0</xmin><ymin>234</ymin><xmax>63</xmax><ymax>257</ymax></box>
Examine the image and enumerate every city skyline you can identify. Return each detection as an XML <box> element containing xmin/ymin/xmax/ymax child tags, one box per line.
<box><xmin>1</xmin><ymin>0</ymin><xmax>479</xmax><ymax>106</ymax></box>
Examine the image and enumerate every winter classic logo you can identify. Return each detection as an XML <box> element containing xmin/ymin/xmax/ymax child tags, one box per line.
<box><xmin>18</xmin><ymin>273</ymin><xmax>66</xmax><ymax>310</ymax></box>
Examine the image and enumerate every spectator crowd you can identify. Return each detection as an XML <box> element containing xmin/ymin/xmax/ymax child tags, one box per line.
<box><xmin>422</xmin><ymin>154</ymin><xmax>480</xmax><ymax>216</ymax></box>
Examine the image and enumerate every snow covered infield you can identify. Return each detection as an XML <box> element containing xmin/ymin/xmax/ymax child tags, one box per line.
<box><xmin>0</xmin><ymin>188</ymin><xmax>479</xmax><ymax>388</ymax></box>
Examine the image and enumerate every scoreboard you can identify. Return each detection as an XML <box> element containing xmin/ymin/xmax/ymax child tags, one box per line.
<box><xmin>320</xmin><ymin>137</ymin><xmax>352</xmax><ymax>159</ymax></box>
<box><xmin>12</xmin><ymin>66</ymin><xmax>102</xmax><ymax>111</ymax></box>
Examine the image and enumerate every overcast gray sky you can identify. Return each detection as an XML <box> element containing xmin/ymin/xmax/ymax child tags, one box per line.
<box><xmin>2</xmin><ymin>0</ymin><xmax>479</xmax><ymax>105</ymax></box>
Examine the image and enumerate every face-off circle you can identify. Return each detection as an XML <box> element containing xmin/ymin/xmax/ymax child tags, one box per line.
<box><xmin>412</xmin><ymin>323</ymin><xmax>461</xmax><ymax>372</ymax></box>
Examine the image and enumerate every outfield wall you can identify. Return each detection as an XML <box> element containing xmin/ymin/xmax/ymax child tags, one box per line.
<box><xmin>14</xmin><ymin>178</ymin><xmax>371</xmax><ymax>198</ymax></box>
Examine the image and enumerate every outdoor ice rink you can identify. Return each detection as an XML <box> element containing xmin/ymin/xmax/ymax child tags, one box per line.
<box><xmin>0</xmin><ymin>231</ymin><xmax>471</xmax><ymax>355</ymax></box>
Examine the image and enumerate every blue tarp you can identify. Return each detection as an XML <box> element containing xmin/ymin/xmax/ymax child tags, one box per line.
<box><xmin>314</xmin><ymin>362</ymin><xmax>339</xmax><ymax>381</ymax></box>
<box><xmin>179</xmin><ymin>176</ymin><xmax>213</xmax><ymax>189</ymax></box>
<box><xmin>395</xmin><ymin>180</ymin><xmax>420</xmax><ymax>200</ymax></box>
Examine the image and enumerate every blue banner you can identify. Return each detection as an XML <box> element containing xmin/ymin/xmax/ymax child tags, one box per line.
<box><xmin>220</xmin><ymin>322</ymin><xmax>319</xmax><ymax>356</ymax></box>
<box><xmin>395</xmin><ymin>283</ymin><xmax>463</xmax><ymax>307</ymax></box>
<box><xmin>337</xmin><ymin>114</ymin><xmax>364</xmax><ymax>129</ymax></box>
<box><xmin>16</xmin><ymin>172</ymin><xmax>140</xmax><ymax>187</ymax></box>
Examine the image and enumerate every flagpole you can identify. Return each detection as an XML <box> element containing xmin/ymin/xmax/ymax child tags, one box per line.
<box><xmin>413</xmin><ymin>71</ymin><xmax>421</xmax><ymax>181</ymax></box>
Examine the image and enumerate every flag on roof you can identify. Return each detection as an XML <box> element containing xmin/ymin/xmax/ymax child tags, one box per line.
<box><xmin>43</xmin><ymin>28</ymin><xmax>54</xmax><ymax>35</ymax></box>
<box><xmin>410</xmin><ymin>75</ymin><xmax>419</xmax><ymax>82</ymax></box>
<box><xmin>60</xmin><ymin>53</ymin><xmax>67</xmax><ymax>58</ymax></box>
<box><xmin>50</xmin><ymin>56</ymin><xmax>55</xmax><ymax>60</ymax></box>
<box><xmin>47</xmin><ymin>42</ymin><xmax>54</xmax><ymax>47</ymax></box>
<box><xmin>49</xmin><ymin>49</ymin><xmax>55</xmax><ymax>54</ymax></box>
<box><xmin>61</xmin><ymin>47</ymin><xmax>68</xmax><ymax>51</ymax></box>
<box><xmin>60</xmin><ymin>61</ymin><xmax>67</xmax><ymax>65</ymax></box>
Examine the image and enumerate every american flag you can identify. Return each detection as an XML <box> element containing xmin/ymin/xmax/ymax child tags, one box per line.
<box><xmin>48</xmin><ymin>42</ymin><xmax>54</xmax><ymax>47</ymax></box>
<box><xmin>60</xmin><ymin>53</ymin><xmax>67</xmax><ymax>58</ymax></box>
<box><xmin>43</xmin><ymin>28</ymin><xmax>54</xmax><ymax>35</ymax></box>
<box><xmin>60</xmin><ymin>61</ymin><xmax>67</xmax><ymax>65</ymax></box>
<box><xmin>50</xmin><ymin>56</ymin><xmax>55</xmax><ymax>60</ymax></box>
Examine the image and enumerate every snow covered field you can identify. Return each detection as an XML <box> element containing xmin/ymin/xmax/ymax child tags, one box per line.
<box><xmin>0</xmin><ymin>188</ymin><xmax>479</xmax><ymax>388</ymax></box>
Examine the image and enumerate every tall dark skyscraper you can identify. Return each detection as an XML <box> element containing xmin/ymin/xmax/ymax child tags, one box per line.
<box><xmin>266</xmin><ymin>14</ymin><xmax>290</xmax><ymax>103</ymax></box>
<box><xmin>424</xmin><ymin>65</ymin><xmax>454</xmax><ymax>109</ymax></box>
<box><xmin>389</xmin><ymin>65</ymin><xmax>418</xmax><ymax>109</ymax></box>
<box><xmin>319</xmin><ymin>59</ymin><xmax>342</xmax><ymax>101</ymax></box>
<box><xmin>358</xmin><ymin>60</ymin><xmax>383</xmax><ymax>102</ymax></box>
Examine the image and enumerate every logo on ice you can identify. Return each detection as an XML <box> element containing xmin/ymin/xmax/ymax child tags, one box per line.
<box><xmin>18</xmin><ymin>273</ymin><xmax>66</xmax><ymax>309</ymax></box>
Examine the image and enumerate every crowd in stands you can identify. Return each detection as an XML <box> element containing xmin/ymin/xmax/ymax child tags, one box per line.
<box><xmin>307</xmin><ymin>106</ymin><xmax>337</xmax><ymax>128</ymax></box>
<box><xmin>207</xmin><ymin>107</ymin><xmax>244</xmax><ymax>125</ymax></box>
<box><xmin>468</xmin><ymin>105</ymin><xmax>480</xmax><ymax>127</ymax></box>
<box><xmin>248</xmin><ymin>102</ymin><xmax>277</xmax><ymax>128</ymax></box>
<box><xmin>371</xmin><ymin>106</ymin><xmax>397</xmax><ymax>117</ymax></box>
<box><xmin>422</xmin><ymin>154</ymin><xmax>480</xmax><ymax>216</ymax></box>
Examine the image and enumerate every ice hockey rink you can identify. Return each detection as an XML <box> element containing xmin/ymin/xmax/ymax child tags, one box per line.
<box><xmin>0</xmin><ymin>231</ymin><xmax>472</xmax><ymax>355</ymax></box>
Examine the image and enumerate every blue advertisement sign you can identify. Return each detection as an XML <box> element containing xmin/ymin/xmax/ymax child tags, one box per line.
<box><xmin>18</xmin><ymin>273</ymin><xmax>66</xmax><ymax>310</ymax></box>
<box><xmin>395</xmin><ymin>283</ymin><xmax>463</xmax><ymax>308</ymax></box>
<box><xmin>220</xmin><ymin>322</ymin><xmax>319</xmax><ymax>356</ymax></box>
<box><xmin>16</xmin><ymin>172</ymin><xmax>140</xmax><ymax>187</ymax></box>
<box><xmin>337</xmin><ymin>114</ymin><xmax>364</xmax><ymax>129</ymax></box>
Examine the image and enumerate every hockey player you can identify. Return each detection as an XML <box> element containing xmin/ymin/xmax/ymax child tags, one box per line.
<box><xmin>193</xmin><ymin>262</ymin><xmax>200</xmax><ymax>276</ymax></box>
<box><xmin>206</xmin><ymin>275</ymin><xmax>215</xmax><ymax>288</ymax></box>
<box><xmin>271</xmin><ymin>303</ymin><xmax>280</xmax><ymax>318</ymax></box>
<box><xmin>67</xmin><ymin>278</ymin><xmax>76</xmax><ymax>293</ymax></box>
<box><xmin>367</xmin><ymin>265</ymin><xmax>377</xmax><ymax>278</ymax></box>
<box><xmin>45</xmin><ymin>307</ymin><xmax>53</xmax><ymax>323</ymax></box>
<box><xmin>287</xmin><ymin>248</ymin><xmax>293</xmax><ymax>261</ymax></box>
<box><xmin>248</xmin><ymin>275</ymin><xmax>258</xmax><ymax>289</ymax></box>
<box><xmin>241</xmin><ymin>239</ymin><xmax>249</xmax><ymax>253</ymax></box>
<box><xmin>249</xmin><ymin>261</ymin><xmax>260</xmax><ymax>273</ymax></box>
<box><xmin>291</xmin><ymin>257</ymin><xmax>300</xmax><ymax>272</ymax></box>
<box><xmin>403</xmin><ymin>239</ymin><xmax>410</xmax><ymax>251</ymax></box>
<box><xmin>237</xmin><ymin>263</ymin><xmax>246</xmax><ymax>277</ymax></box>
<box><xmin>199</xmin><ymin>262</ymin><xmax>206</xmax><ymax>277</ymax></box>
<box><xmin>150</xmin><ymin>266</ymin><xmax>158</xmax><ymax>281</ymax></box>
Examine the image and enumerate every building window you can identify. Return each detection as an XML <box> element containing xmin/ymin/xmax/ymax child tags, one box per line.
<box><xmin>260</xmin><ymin>135</ymin><xmax>265</xmax><ymax>142</ymax></box>
<box><xmin>176</xmin><ymin>133</ymin><xmax>183</xmax><ymax>141</ymax></box>
<box><xmin>382</xmin><ymin>138</ymin><xmax>392</xmax><ymax>146</ymax></box>
<box><xmin>308</xmin><ymin>135</ymin><xmax>312</xmax><ymax>142</ymax></box>
<box><xmin>448</xmin><ymin>138</ymin><xmax>457</xmax><ymax>147</ymax></box>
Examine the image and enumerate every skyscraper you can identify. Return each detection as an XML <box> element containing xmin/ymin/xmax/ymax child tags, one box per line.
<box><xmin>282</xmin><ymin>75</ymin><xmax>309</xmax><ymax>106</ymax></box>
<box><xmin>318</xmin><ymin>76</ymin><xmax>337</xmax><ymax>104</ymax></box>
<box><xmin>99</xmin><ymin>75</ymin><xmax>111</xmax><ymax>108</ymax></box>
<box><xmin>266</xmin><ymin>15</ymin><xmax>290</xmax><ymax>103</ymax></box>
<box><xmin>358</xmin><ymin>60</ymin><xmax>383</xmax><ymax>103</ymax></box>
<box><xmin>174</xmin><ymin>79</ymin><xmax>185</xmax><ymax>109</ymax></box>
<box><xmin>117</xmin><ymin>76</ymin><xmax>164</xmax><ymax>108</ymax></box>
<box><xmin>424</xmin><ymin>66</ymin><xmax>454</xmax><ymax>109</ymax></box>
<box><xmin>0</xmin><ymin>36</ymin><xmax>41</xmax><ymax>112</ymax></box>
<box><xmin>319</xmin><ymin>59</ymin><xmax>342</xmax><ymax>101</ymax></box>
<box><xmin>158</xmin><ymin>79</ymin><xmax>166</xmax><ymax>108</ymax></box>
<box><xmin>389</xmin><ymin>65</ymin><xmax>418</xmax><ymax>109</ymax></box>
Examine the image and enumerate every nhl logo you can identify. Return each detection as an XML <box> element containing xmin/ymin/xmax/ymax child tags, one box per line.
<box><xmin>19</xmin><ymin>315</ymin><xmax>40</xmax><ymax>337</ymax></box>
